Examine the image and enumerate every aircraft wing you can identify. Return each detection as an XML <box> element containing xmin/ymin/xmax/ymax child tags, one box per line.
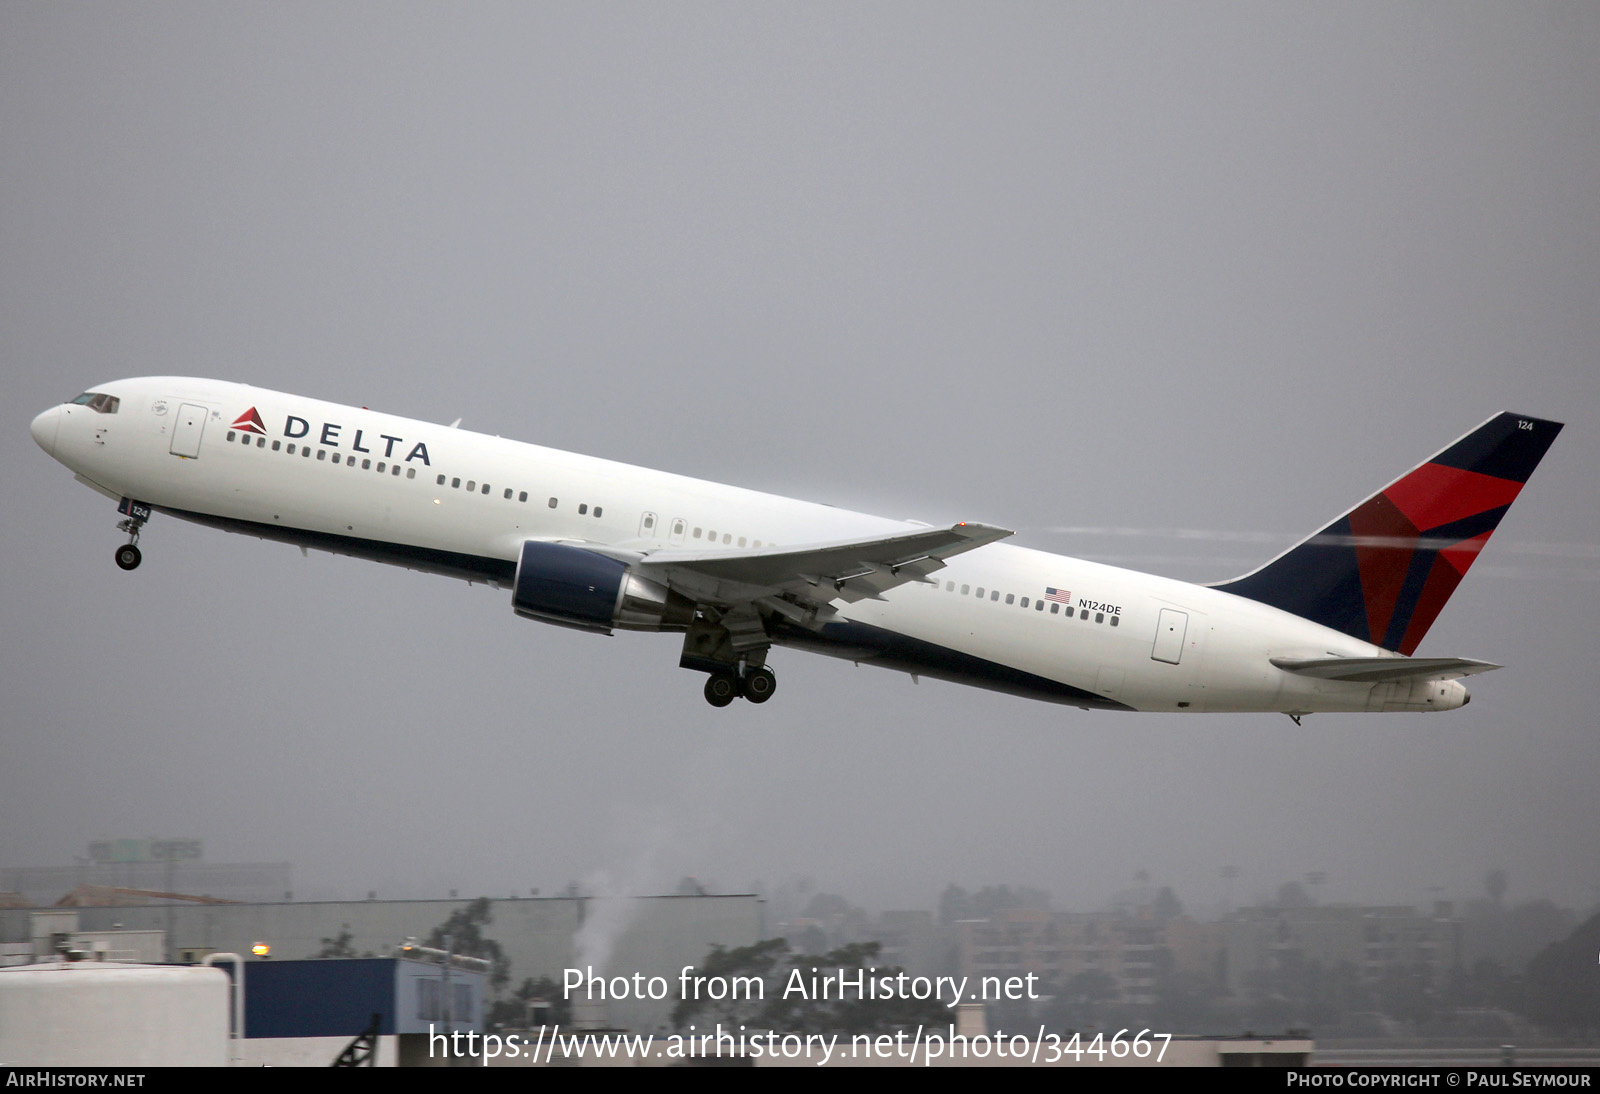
<box><xmin>634</xmin><ymin>522</ymin><xmax>1012</xmax><ymax>622</ymax></box>
<box><xmin>1269</xmin><ymin>656</ymin><xmax>1501</xmax><ymax>683</ymax></box>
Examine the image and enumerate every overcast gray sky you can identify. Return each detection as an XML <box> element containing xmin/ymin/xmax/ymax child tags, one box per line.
<box><xmin>4</xmin><ymin>3</ymin><xmax>1597</xmax><ymax>919</ymax></box>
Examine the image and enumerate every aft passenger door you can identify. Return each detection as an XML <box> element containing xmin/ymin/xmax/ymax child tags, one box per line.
<box><xmin>1152</xmin><ymin>608</ymin><xmax>1188</xmax><ymax>665</ymax></box>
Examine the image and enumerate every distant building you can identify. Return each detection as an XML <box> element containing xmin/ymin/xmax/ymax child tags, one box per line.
<box><xmin>955</xmin><ymin>906</ymin><xmax>1178</xmax><ymax>1006</ymax></box>
<box><xmin>1219</xmin><ymin>902</ymin><xmax>1460</xmax><ymax>994</ymax></box>
<box><xmin>2</xmin><ymin>841</ymin><xmax>290</xmax><ymax>906</ymax></box>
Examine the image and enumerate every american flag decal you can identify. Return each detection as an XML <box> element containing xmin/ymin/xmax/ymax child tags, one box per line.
<box><xmin>1045</xmin><ymin>587</ymin><xmax>1072</xmax><ymax>604</ymax></box>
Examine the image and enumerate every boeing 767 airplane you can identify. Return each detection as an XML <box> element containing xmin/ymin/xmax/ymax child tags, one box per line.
<box><xmin>30</xmin><ymin>379</ymin><xmax>1560</xmax><ymax>715</ymax></box>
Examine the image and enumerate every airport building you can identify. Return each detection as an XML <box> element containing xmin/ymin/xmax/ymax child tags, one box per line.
<box><xmin>0</xmin><ymin>893</ymin><xmax>763</xmax><ymax>1034</ymax></box>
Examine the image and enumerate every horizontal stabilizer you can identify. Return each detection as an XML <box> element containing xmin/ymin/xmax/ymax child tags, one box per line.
<box><xmin>1269</xmin><ymin>656</ymin><xmax>1500</xmax><ymax>683</ymax></box>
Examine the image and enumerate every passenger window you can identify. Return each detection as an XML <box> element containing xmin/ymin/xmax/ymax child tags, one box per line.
<box><xmin>331</xmin><ymin>453</ymin><xmax>341</xmax><ymax>464</ymax></box>
<box><xmin>227</xmin><ymin>431</ymin><xmax>236</xmax><ymax>442</ymax></box>
<box><xmin>961</xmin><ymin>585</ymin><xmax>970</xmax><ymax>595</ymax></box>
<box><xmin>1110</xmin><ymin>616</ymin><xmax>1119</xmax><ymax>627</ymax></box>
<box><xmin>975</xmin><ymin>587</ymin><xmax>984</xmax><ymax>597</ymax></box>
<box><xmin>579</xmin><ymin>504</ymin><xmax>588</xmax><ymax>515</ymax></box>
<box><xmin>1096</xmin><ymin>612</ymin><xmax>1104</xmax><ymax>623</ymax></box>
<box><xmin>406</xmin><ymin>468</ymin><xmax>415</xmax><ymax>479</ymax></box>
<box><xmin>394</xmin><ymin>465</ymin><xmax>403</xmax><ymax>476</ymax></box>
<box><xmin>548</xmin><ymin>497</ymin><xmax>558</xmax><ymax>508</ymax></box>
<box><xmin>303</xmin><ymin>447</ymin><xmax>311</xmax><ymax>457</ymax></box>
<box><xmin>481</xmin><ymin>483</ymin><xmax>489</xmax><ymax>494</ymax></box>
<box><xmin>694</xmin><ymin>528</ymin><xmax>702</xmax><ymax>538</ymax></box>
<box><xmin>519</xmin><ymin>491</ymin><xmax>527</xmax><ymax>502</ymax></box>
<box><xmin>1050</xmin><ymin>603</ymin><xmax>1060</xmax><ymax>614</ymax></box>
<box><xmin>377</xmin><ymin>462</ymin><xmax>386</xmax><ymax>473</ymax></box>
<box><xmin>466</xmin><ymin>480</ymin><xmax>475</xmax><ymax>491</ymax></box>
<box><xmin>272</xmin><ymin>441</ymin><xmax>281</xmax><ymax>451</ymax></box>
<box><xmin>708</xmin><ymin>530</ymin><xmax>716</xmax><ymax>541</ymax></box>
<box><xmin>257</xmin><ymin>437</ymin><xmax>264</xmax><ymax>448</ymax></box>
<box><xmin>594</xmin><ymin>507</ymin><xmax>602</xmax><ymax>518</ymax></box>
<box><xmin>1080</xmin><ymin>609</ymin><xmax>1089</xmax><ymax>619</ymax></box>
<box><xmin>316</xmin><ymin>450</ymin><xmax>325</xmax><ymax>460</ymax></box>
<box><xmin>1005</xmin><ymin>594</ymin><xmax>1015</xmax><ymax>605</ymax></box>
<box><xmin>1020</xmin><ymin>597</ymin><xmax>1028</xmax><ymax>608</ymax></box>
<box><xmin>1035</xmin><ymin>600</ymin><xmax>1044</xmax><ymax>611</ymax></box>
<box><xmin>363</xmin><ymin>459</ymin><xmax>372</xmax><ymax>470</ymax></box>
<box><xmin>287</xmin><ymin>444</ymin><xmax>296</xmax><ymax>455</ymax></box>
<box><xmin>504</xmin><ymin>488</ymin><xmax>512</xmax><ymax>499</ymax></box>
<box><xmin>991</xmin><ymin>591</ymin><xmax>999</xmax><ymax>601</ymax></box>
<box><xmin>738</xmin><ymin>537</ymin><xmax>746</xmax><ymax>547</ymax></box>
<box><xmin>452</xmin><ymin>477</ymin><xmax>461</xmax><ymax>488</ymax></box>
<box><xmin>753</xmin><ymin>540</ymin><xmax>761</xmax><ymax>547</ymax></box>
<box><xmin>946</xmin><ymin>582</ymin><xmax>955</xmax><ymax>592</ymax></box>
<box><xmin>437</xmin><ymin>475</ymin><xmax>446</xmax><ymax>485</ymax></box>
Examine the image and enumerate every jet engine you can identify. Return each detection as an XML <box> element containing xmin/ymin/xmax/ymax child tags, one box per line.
<box><xmin>511</xmin><ymin>540</ymin><xmax>695</xmax><ymax>634</ymax></box>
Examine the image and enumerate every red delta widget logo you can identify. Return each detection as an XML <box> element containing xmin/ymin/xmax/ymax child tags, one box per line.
<box><xmin>232</xmin><ymin>405</ymin><xmax>432</xmax><ymax>465</ymax></box>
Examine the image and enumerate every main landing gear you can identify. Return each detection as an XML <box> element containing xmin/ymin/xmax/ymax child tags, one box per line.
<box><xmin>703</xmin><ymin>664</ymin><xmax>778</xmax><ymax>708</ymax></box>
<box><xmin>681</xmin><ymin>610</ymin><xmax>778</xmax><ymax>708</ymax></box>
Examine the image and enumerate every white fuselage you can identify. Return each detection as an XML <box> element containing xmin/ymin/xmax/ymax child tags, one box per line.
<box><xmin>31</xmin><ymin>377</ymin><xmax>1468</xmax><ymax>714</ymax></box>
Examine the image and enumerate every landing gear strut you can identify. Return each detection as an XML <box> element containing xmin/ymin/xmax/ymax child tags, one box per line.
<box><xmin>114</xmin><ymin>509</ymin><xmax>146</xmax><ymax>571</ymax></box>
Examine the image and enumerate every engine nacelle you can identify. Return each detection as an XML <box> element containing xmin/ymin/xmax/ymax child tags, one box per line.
<box><xmin>511</xmin><ymin>541</ymin><xmax>695</xmax><ymax>635</ymax></box>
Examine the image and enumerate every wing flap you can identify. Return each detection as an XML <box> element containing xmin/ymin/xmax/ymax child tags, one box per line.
<box><xmin>636</xmin><ymin>522</ymin><xmax>1012</xmax><ymax>607</ymax></box>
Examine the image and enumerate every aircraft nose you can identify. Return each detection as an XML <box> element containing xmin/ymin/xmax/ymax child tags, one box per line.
<box><xmin>30</xmin><ymin>406</ymin><xmax>61</xmax><ymax>456</ymax></box>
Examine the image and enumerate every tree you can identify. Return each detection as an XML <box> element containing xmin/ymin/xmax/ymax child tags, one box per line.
<box><xmin>426</xmin><ymin>896</ymin><xmax>510</xmax><ymax>993</ymax></box>
<box><xmin>313</xmin><ymin>925</ymin><xmax>358</xmax><ymax>959</ymax></box>
<box><xmin>674</xmin><ymin>938</ymin><xmax>947</xmax><ymax>1035</ymax></box>
<box><xmin>1275</xmin><ymin>881</ymin><xmax>1314</xmax><ymax>908</ymax></box>
<box><xmin>766</xmin><ymin>941</ymin><xmax>947</xmax><ymax>1035</ymax></box>
<box><xmin>1519</xmin><ymin>912</ymin><xmax>1600</xmax><ymax>1035</ymax></box>
<box><xmin>671</xmin><ymin>938</ymin><xmax>789</xmax><ymax>1029</ymax></box>
<box><xmin>1153</xmin><ymin>887</ymin><xmax>1184</xmax><ymax>922</ymax></box>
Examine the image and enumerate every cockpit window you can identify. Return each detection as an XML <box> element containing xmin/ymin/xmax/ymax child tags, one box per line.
<box><xmin>69</xmin><ymin>392</ymin><xmax>120</xmax><ymax>414</ymax></box>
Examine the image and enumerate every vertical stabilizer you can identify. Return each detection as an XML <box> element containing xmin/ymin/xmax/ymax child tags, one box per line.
<box><xmin>1212</xmin><ymin>413</ymin><xmax>1562</xmax><ymax>653</ymax></box>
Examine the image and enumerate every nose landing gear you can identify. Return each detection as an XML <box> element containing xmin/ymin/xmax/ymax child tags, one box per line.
<box><xmin>113</xmin><ymin>499</ymin><xmax>150</xmax><ymax>571</ymax></box>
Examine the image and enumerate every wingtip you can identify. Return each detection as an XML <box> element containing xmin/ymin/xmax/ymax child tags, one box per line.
<box><xmin>953</xmin><ymin>522</ymin><xmax>1015</xmax><ymax>540</ymax></box>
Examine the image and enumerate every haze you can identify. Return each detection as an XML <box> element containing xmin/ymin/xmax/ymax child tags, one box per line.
<box><xmin>3</xmin><ymin>4</ymin><xmax>1597</xmax><ymax>918</ymax></box>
